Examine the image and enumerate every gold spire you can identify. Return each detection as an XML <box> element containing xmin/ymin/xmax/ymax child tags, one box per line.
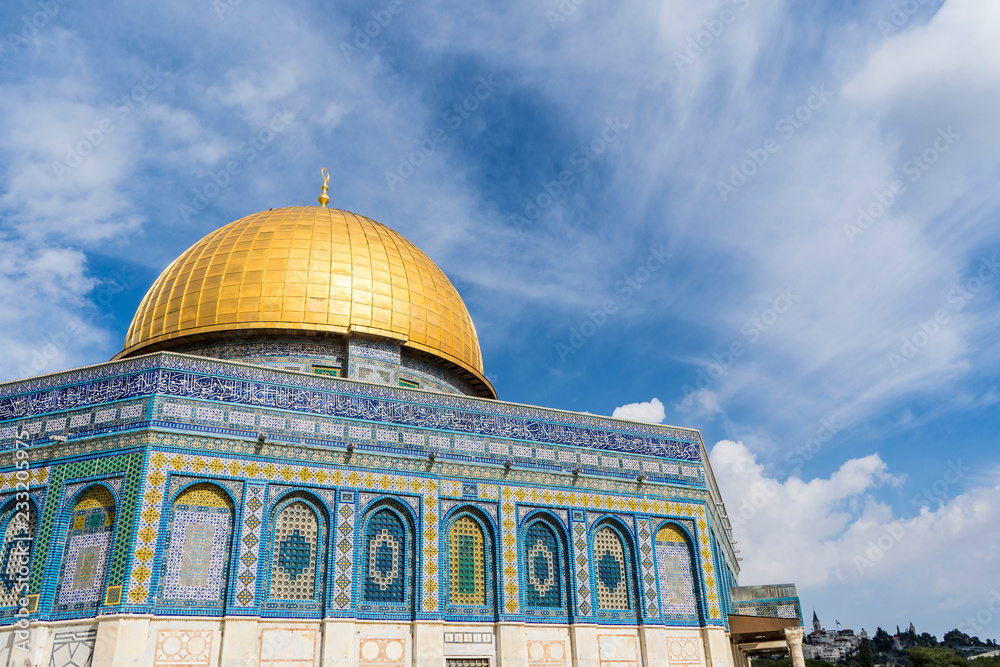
<box><xmin>318</xmin><ymin>167</ymin><xmax>330</xmax><ymax>207</ymax></box>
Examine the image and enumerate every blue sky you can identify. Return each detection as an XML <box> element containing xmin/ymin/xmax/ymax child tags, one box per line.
<box><xmin>2</xmin><ymin>0</ymin><xmax>998</xmax><ymax>641</ymax></box>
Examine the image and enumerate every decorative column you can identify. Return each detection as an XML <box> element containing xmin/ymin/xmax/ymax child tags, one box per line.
<box><xmin>785</xmin><ymin>627</ymin><xmax>806</xmax><ymax>667</ymax></box>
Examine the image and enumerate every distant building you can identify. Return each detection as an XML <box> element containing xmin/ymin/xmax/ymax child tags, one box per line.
<box><xmin>804</xmin><ymin>612</ymin><xmax>861</xmax><ymax>660</ymax></box>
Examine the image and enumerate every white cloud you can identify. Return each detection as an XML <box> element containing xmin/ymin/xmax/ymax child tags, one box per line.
<box><xmin>677</xmin><ymin>388</ymin><xmax>723</xmax><ymax>419</ymax></box>
<box><xmin>844</xmin><ymin>0</ymin><xmax>1000</xmax><ymax>155</ymax></box>
<box><xmin>0</xmin><ymin>240</ymin><xmax>112</xmax><ymax>381</ymax></box>
<box><xmin>612</xmin><ymin>397</ymin><xmax>665</xmax><ymax>423</ymax></box>
<box><xmin>710</xmin><ymin>440</ymin><xmax>1000</xmax><ymax>633</ymax></box>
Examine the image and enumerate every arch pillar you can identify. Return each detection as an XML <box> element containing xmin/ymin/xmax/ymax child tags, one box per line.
<box><xmin>784</xmin><ymin>626</ymin><xmax>806</xmax><ymax>667</ymax></box>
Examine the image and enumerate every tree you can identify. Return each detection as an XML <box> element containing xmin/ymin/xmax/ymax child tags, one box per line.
<box><xmin>944</xmin><ymin>630</ymin><xmax>972</xmax><ymax>649</ymax></box>
<box><xmin>905</xmin><ymin>647</ymin><xmax>965</xmax><ymax>667</ymax></box>
<box><xmin>860</xmin><ymin>639</ymin><xmax>875</xmax><ymax>667</ymax></box>
<box><xmin>874</xmin><ymin>628</ymin><xmax>894</xmax><ymax>654</ymax></box>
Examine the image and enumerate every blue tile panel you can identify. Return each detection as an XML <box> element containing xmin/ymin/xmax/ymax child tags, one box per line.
<box><xmin>523</xmin><ymin>521</ymin><xmax>561</xmax><ymax>608</ymax></box>
<box><xmin>53</xmin><ymin>488</ymin><xmax>115</xmax><ymax>614</ymax></box>
<box><xmin>593</xmin><ymin>526</ymin><xmax>630</xmax><ymax>611</ymax></box>
<box><xmin>270</xmin><ymin>501</ymin><xmax>321</xmax><ymax>602</ymax></box>
<box><xmin>0</xmin><ymin>443</ymin><xmax>728</xmax><ymax>627</ymax></box>
<box><xmin>159</xmin><ymin>485</ymin><xmax>233</xmax><ymax>612</ymax></box>
<box><xmin>655</xmin><ymin>525</ymin><xmax>698</xmax><ymax>623</ymax></box>
<box><xmin>231</xmin><ymin>483</ymin><xmax>265</xmax><ymax>611</ymax></box>
<box><xmin>363</xmin><ymin>509</ymin><xmax>405</xmax><ymax>604</ymax></box>
<box><xmin>443</xmin><ymin>511</ymin><xmax>494</xmax><ymax>622</ymax></box>
<box><xmin>731</xmin><ymin>596</ymin><xmax>802</xmax><ymax>621</ymax></box>
<box><xmin>1</xmin><ymin>395</ymin><xmax>705</xmax><ymax>489</ymax></box>
<box><xmin>0</xmin><ymin>353</ymin><xmax>702</xmax><ymax>463</ymax></box>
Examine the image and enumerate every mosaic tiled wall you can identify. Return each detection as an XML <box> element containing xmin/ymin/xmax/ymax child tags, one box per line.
<box><xmin>0</xmin><ymin>353</ymin><xmax>703</xmax><ymax>464</ymax></box>
<box><xmin>159</xmin><ymin>483</ymin><xmax>233</xmax><ymax>611</ymax></box>
<box><xmin>330</xmin><ymin>493</ymin><xmax>355</xmax><ymax>612</ymax></box>
<box><xmin>730</xmin><ymin>596</ymin><xmax>802</xmax><ymax>620</ymax></box>
<box><xmin>362</xmin><ymin>508</ymin><xmax>408</xmax><ymax>609</ymax></box>
<box><xmin>656</xmin><ymin>524</ymin><xmax>699</xmax><ymax>623</ymax></box>
<box><xmin>523</xmin><ymin>520</ymin><xmax>561</xmax><ymax>610</ymax></box>
<box><xmin>0</xmin><ymin>433</ymin><xmax>726</xmax><ymax>627</ymax></box>
<box><xmin>0</xmin><ymin>347</ymin><xmax>740</xmax><ymax>628</ymax></box>
<box><xmin>231</xmin><ymin>482</ymin><xmax>265</xmax><ymax>611</ymax></box>
<box><xmin>54</xmin><ymin>486</ymin><xmax>116</xmax><ymax>614</ymax></box>
<box><xmin>1</xmin><ymin>447</ymin><xmax>145</xmax><ymax>622</ymax></box>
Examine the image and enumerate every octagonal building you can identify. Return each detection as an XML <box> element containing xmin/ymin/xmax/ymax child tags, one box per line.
<box><xmin>0</xmin><ymin>198</ymin><xmax>804</xmax><ymax>666</ymax></box>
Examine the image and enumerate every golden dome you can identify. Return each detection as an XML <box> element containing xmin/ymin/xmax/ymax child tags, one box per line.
<box><xmin>119</xmin><ymin>206</ymin><xmax>493</xmax><ymax>396</ymax></box>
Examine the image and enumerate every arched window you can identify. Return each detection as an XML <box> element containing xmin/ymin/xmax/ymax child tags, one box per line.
<box><xmin>655</xmin><ymin>524</ymin><xmax>698</xmax><ymax>621</ymax></box>
<box><xmin>362</xmin><ymin>509</ymin><xmax>407</xmax><ymax>606</ymax></box>
<box><xmin>593</xmin><ymin>525</ymin><xmax>630</xmax><ymax>610</ymax></box>
<box><xmin>160</xmin><ymin>483</ymin><xmax>233</xmax><ymax>611</ymax></box>
<box><xmin>448</xmin><ymin>515</ymin><xmax>485</xmax><ymax>607</ymax></box>
<box><xmin>55</xmin><ymin>486</ymin><xmax>116</xmax><ymax>613</ymax></box>
<box><xmin>0</xmin><ymin>503</ymin><xmax>36</xmax><ymax>609</ymax></box>
<box><xmin>523</xmin><ymin>520</ymin><xmax>562</xmax><ymax>609</ymax></box>
<box><xmin>269</xmin><ymin>500</ymin><xmax>324</xmax><ymax>603</ymax></box>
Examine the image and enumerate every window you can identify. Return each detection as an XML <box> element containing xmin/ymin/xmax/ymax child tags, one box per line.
<box><xmin>398</xmin><ymin>378</ymin><xmax>419</xmax><ymax>389</ymax></box>
<box><xmin>160</xmin><ymin>484</ymin><xmax>233</xmax><ymax>611</ymax></box>
<box><xmin>312</xmin><ymin>365</ymin><xmax>341</xmax><ymax>377</ymax></box>
<box><xmin>363</xmin><ymin>509</ymin><xmax>406</xmax><ymax>605</ymax></box>
<box><xmin>523</xmin><ymin>520</ymin><xmax>561</xmax><ymax>608</ymax></box>
<box><xmin>593</xmin><ymin>526</ymin><xmax>630</xmax><ymax>610</ymax></box>
<box><xmin>55</xmin><ymin>486</ymin><xmax>116</xmax><ymax>613</ymax></box>
<box><xmin>270</xmin><ymin>500</ymin><xmax>322</xmax><ymax>601</ymax></box>
<box><xmin>655</xmin><ymin>524</ymin><xmax>697</xmax><ymax>619</ymax></box>
<box><xmin>448</xmin><ymin>516</ymin><xmax>485</xmax><ymax>606</ymax></box>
